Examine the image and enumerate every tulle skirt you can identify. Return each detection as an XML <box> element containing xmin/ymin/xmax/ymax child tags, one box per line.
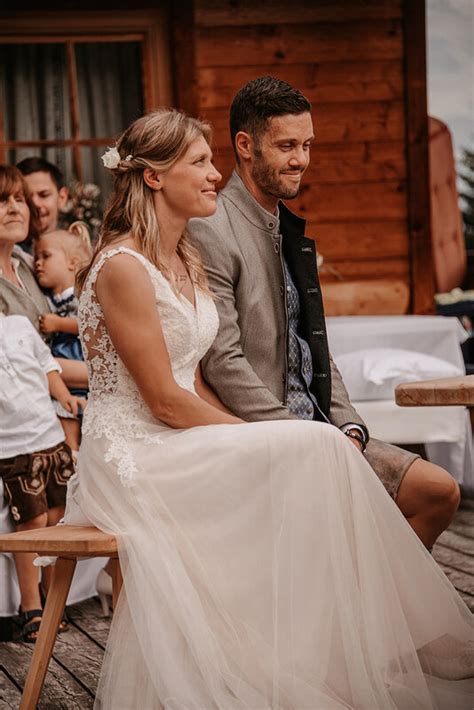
<box><xmin>66</xmin><ymin>418</ymin><xmax>474</xmax><ymax>709</ymax></box>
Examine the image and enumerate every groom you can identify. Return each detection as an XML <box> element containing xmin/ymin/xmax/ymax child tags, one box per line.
<box><xmin>188</xmin><ymin>76</ymin><xmax>459</xmax><ymax>548</ymax></box>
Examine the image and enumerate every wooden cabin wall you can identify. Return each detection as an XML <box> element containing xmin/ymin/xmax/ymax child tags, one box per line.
<box><xmin>5</xmin><ymin>0</ymin><xmax>433</xmax><ymax>314</ymax></box>
<box><xmin>182</xmin><ymin>0</ymin><xmax>433</xmax><ymax>315</ymax></box>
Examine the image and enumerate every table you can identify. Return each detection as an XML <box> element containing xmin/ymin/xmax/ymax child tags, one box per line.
<box><xmin>326</xmin><ymin>315</ymin><xmax>472</xmax><ymax>493</ymax></box>
<box><xmin>395</xmin><ymin>375</ymin><xmax>474</xmax><ymax>407</ymax></box>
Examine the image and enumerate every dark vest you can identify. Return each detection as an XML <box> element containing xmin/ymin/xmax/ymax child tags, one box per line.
<box><xmin>279</xmin><ymin>203</ymin><xmax>331</xmax><ymax>417</ymax></box>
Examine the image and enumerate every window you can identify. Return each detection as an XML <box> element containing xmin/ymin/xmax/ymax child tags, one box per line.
<box><xmin>0</xmin><ymin>11</ymin><xmax>171</xmax><ymax>202</ymax></box>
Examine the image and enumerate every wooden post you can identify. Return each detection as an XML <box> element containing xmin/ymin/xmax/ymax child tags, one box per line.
<box><xmin>403</xmin><ymin>0</ymin><xmax>435</xmax><ymax>314</ymax></box>
<box><xmin>20</xmin><ymin>557</ymin><xmax>77</xmax><ymax>710</ymax></box>
<box><xmin>170</xmin><ymin>0</ymin><xmax>198</xmax><ymax>115</ymax></box>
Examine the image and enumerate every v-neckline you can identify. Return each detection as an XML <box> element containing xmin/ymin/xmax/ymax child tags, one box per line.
<box><xmin>155</xmin><ymin>260</ymin><xmax>197</xmax><ymax>314</ymax></box>
<box><xmin>101</xmin><ymin>246</ymin><xmax>198</xmax><ymax>314</ymax></box>
<box><xmin>170</xmin><ymin>279</ymin><xmax>197</xmax><ymax>314</ymax></box>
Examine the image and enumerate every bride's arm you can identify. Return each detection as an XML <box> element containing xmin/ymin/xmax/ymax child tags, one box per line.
<box><xmin>194</xmin><ymin>365</ymin><xmax>236</xmax><ymax>415</ymax></box>
<box><xmin>95</xmin><ymin>254</ymin><xmax>243</xmax><ymax>428</ymax></box>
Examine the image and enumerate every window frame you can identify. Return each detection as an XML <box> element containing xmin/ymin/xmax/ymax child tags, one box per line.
<box><xmin>0</xmin><ymin>10</ymin><xmax>172</xmax><ymax>179</ymax></box>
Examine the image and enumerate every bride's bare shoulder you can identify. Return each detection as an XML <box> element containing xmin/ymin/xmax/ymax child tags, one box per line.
<box><xmin>93</xmin><ymin>236</ymin><xmax>143</xmax><ymax>271</ymax></box>
<box><xmin>95</xmin><ymin>248</ymin><xmax>150</xmax><ymax>293</ymax></box>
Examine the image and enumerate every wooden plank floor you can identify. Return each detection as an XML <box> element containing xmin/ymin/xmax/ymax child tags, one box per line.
<box><xmin>0</xmin><ymin>597</ymin><xmax>110</xmax><ymax>709</ymax></box>
<box><xmin>432</xmin><ymin>496</ymin><xmax>474</xmax><ymax>612</ymax></box>
<box><xmin>0</xmin><ymin>499</ymin><xmax>472</xmax><ymax>708</ymax></box>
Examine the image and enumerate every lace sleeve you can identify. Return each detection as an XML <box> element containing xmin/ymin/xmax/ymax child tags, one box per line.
<box><xmin>78</xmin><ymin>247</ymin><xmax>164</xmax><ymax>486</ymax></box>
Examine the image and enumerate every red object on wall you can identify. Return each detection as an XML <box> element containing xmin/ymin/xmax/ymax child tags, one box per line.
<box><xmin>429</xmin><ymin>117</ymin><xmax>466</xmax><ymax>293</ymax></box>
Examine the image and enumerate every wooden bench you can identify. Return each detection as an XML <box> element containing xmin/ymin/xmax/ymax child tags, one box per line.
<box><xmin>395</xmin><ymin>374</ymin><xmax>474</xmax><ymax>407</ymax></box>
<box><xmin>0</xmin><ymin>525</ymin><xmax>121</xmax><ymax>710</ymax></box>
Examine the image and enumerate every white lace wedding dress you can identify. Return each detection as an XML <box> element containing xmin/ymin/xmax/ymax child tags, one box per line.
<box><xmin>65</xmin><ymin>246</ymin><xmax>473</xmax><ymax>709</ymax></box>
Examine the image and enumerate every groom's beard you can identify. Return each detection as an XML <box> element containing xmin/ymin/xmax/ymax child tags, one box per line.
<box><xmin>251</xmin><ymin>153</ymin><xmax>304</xmax><ymax>201</ymax></box>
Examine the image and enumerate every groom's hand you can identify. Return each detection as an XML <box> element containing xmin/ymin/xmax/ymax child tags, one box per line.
<box><xmin>347</xmin><ymin>436</ymin><xmax>363</xmax><ymax>452</ymax></box>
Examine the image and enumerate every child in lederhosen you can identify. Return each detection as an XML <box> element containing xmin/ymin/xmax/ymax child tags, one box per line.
<box><xmin>0</xmin><ymin>313</ymin><xmax>85</xmax><ymax>641</ymax></box>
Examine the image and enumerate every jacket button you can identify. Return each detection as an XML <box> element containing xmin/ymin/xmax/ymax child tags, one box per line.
<box><xmin>279</xmin><ymin>284</ymin><xmax>284</xmax><ymax>296</ymax></box>
<box><xmin>274</xmin><ymin>243</ymin><xmax>280</xmax><ymax>254</ymax></box>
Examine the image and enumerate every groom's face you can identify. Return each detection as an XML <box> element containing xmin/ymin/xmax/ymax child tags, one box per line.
<box><xmin>250</xmin><ymin>112</ymin><xmax>314</xmax><ymax>201</ymax></box>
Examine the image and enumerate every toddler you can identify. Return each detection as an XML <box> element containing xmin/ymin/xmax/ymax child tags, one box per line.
<box><xmin>34</xmin><ymin>222</ymin><xmax>92</xmax><ymax>455</ymax></box>
<box><xmin>0</xmin><ymin>314</ymin><xmax>85</xmax><ymax>641</ymax></box>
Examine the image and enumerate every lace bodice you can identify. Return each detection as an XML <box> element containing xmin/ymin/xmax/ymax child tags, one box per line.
<box><xmin>78</xmin><ymin>246</ymin><xmax>219</xmax><ymax>483</ymax></box>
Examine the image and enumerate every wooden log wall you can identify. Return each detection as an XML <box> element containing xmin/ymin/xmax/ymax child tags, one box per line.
<box><xmin>177</xmin><ymin>0</ymin><xmax>433</xmax><ymax>314</ymax></box>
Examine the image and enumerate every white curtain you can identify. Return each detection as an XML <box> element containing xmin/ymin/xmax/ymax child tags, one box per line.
<box><xmin>0</xmin><ymin>41</ymin><xmax>144</xmax><ymax>204</ymax></box>
<box><xmin>74</xmin><ymin>41</ymin><xmax>144</xmax><ymax>198</ymax></box>
<box><xmin>1</xmin><ymin>43</ymin><xmax>73</xmax><ymax>176</ymax></box>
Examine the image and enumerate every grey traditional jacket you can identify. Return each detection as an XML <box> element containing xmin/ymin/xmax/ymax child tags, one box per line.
<box><xmin>189</xmin><ymin>171</ymin><xmax>417</xmax><ymax>497</ymax></box>
<box><xmin>0</xmin><ymin>246</ymin><xmax>51</xmax><ymax>332</ymax></box>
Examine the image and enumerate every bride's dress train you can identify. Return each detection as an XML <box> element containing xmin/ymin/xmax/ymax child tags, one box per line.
<box><xmin>66</xmin><ymin>247</ymin><xmax>473</xmax><ymax>709</ymax></box>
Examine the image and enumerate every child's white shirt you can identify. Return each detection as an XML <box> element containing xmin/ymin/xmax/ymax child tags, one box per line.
<box><xmin>0</xmin><ymin>315</ymin><xmax>64</xmax><ymax>458</ymax></box>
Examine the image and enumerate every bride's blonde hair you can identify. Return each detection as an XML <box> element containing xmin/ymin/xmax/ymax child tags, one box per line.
<box><xmin>77</xmin><ymin>109</ymin><xmax>213</xmax><ymax>294</ymax></box>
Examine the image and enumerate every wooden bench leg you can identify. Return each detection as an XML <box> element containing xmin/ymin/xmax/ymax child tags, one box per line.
<box><xmin>110</xmin><ymin>556</ymin><xmax>123</xmax><ymax>610</ymax></box>
<box><xmin>20</xmin><ymin>557</ymin><xmax>77</xmax><ymax>710</ymax></box>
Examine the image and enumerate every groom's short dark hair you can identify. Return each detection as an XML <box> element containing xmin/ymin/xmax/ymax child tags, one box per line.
<box><xmin>230</xmin><ymin>76</ymin><xmax>311</xmax><ymax>159</ymax></box>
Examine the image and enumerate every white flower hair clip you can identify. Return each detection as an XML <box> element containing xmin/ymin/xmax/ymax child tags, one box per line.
<box><xmin>101</xmin><ymin>147</ymin><xmax>121</xmax><ymax>170</ymax></box>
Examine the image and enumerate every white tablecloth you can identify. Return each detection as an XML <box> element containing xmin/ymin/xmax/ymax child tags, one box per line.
<box><xmin>326</xmin><ymin>315</ymin><xmax>473</xmax><ymax>491</ymax></box>
<box><xmin>326</xmin><ymin>315</ymin><xmax>467</xmax><ymax>370</ymax></box>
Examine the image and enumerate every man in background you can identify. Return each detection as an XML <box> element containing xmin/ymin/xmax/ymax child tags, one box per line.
<box><xmin>17</xmin><ymin>157</ymin><xmax>68</xmax><ymax>234</ymax></box>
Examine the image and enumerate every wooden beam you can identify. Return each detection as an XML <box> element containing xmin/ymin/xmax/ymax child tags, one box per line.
<box><xmin>0</xmin><ymin>138</ymin><xmax>117</xmax><ymax>148</ymax></box>
<box><xmin>318</xmin><ymin>257</ymin><xmax>409</xmax><ymax>282</ymax></box>
<box><xmin>205</xmin><ymin>101</ymin><xmax>406</xmax><ymax>150</ymax></box>
<box><xmin>0</xmin><ymin>34</ymin><xmax>144</xmax><ymax>44</ymax></box>
<box><xmin>196</xmin><ymin>20</ymin><xmax>403</xmax><ymax>67</ymax></box>
<box><xmin>402</xmin><ymin>0</ymin><xmax>435</xmax><ymax>313</ymax></box>
<box><xmin>322</xmin><ymin>278</ymin><xmax>410</xmax><ymax>316</ymax></box>
<box><xmin>295</xmin><ymin>180</ymin><xmax>408</xmax><ymax>221</ymax></box>
<box><xmin>195</xmin><ymin>0</ymin><xmax>402</xmax><ymax>26</ymax></box>
<box><xmin>214</xmin><ymin>141</ymin><xmax>407</xmax><ymax>184</ymax></box>
<box><xmin>308</xmin><ymin>221</ymin><xmax>409</xmax><ymax>260</ymax></box>
<box><xmin>198</xmin><ymin>61</ymin><xmax>404</xmax><ymax>107</ymax></box>
<box><xmin>0</xmin><ymin>10</ymin><xmax>166</xmax><ymax>36</ymax></box>
<box><xmin>170</xmin><ymin>0</ymin><xmax>198</xmax><ymax>115</ymax></box>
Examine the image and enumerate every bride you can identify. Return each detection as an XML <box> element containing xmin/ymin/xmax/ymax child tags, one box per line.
<box><xmin>66</xmin><ymin>109</ymin><xmax>473</xmax><ymax>709</ymax></box>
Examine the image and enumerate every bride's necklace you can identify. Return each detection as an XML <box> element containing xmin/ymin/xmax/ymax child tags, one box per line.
<box><xmin>163</xmin><ymin>254</ymin><xmax>190</xmax><ymax>293</ymax></box>
<box><xmin>176</xmin><ymin>272</ymin><xmax>189</xmax><ymax>294</ymax></box>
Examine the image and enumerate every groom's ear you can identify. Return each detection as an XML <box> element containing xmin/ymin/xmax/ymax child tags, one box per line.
<box><xmin>143</xmin><ymin>168</ymin><xmax>162</xmax><ymax>191</ymax></box>
<box><xmin>235</xmin><ymin>131</ymin><xmax>253</xmax><ymax>161</ymax></box>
